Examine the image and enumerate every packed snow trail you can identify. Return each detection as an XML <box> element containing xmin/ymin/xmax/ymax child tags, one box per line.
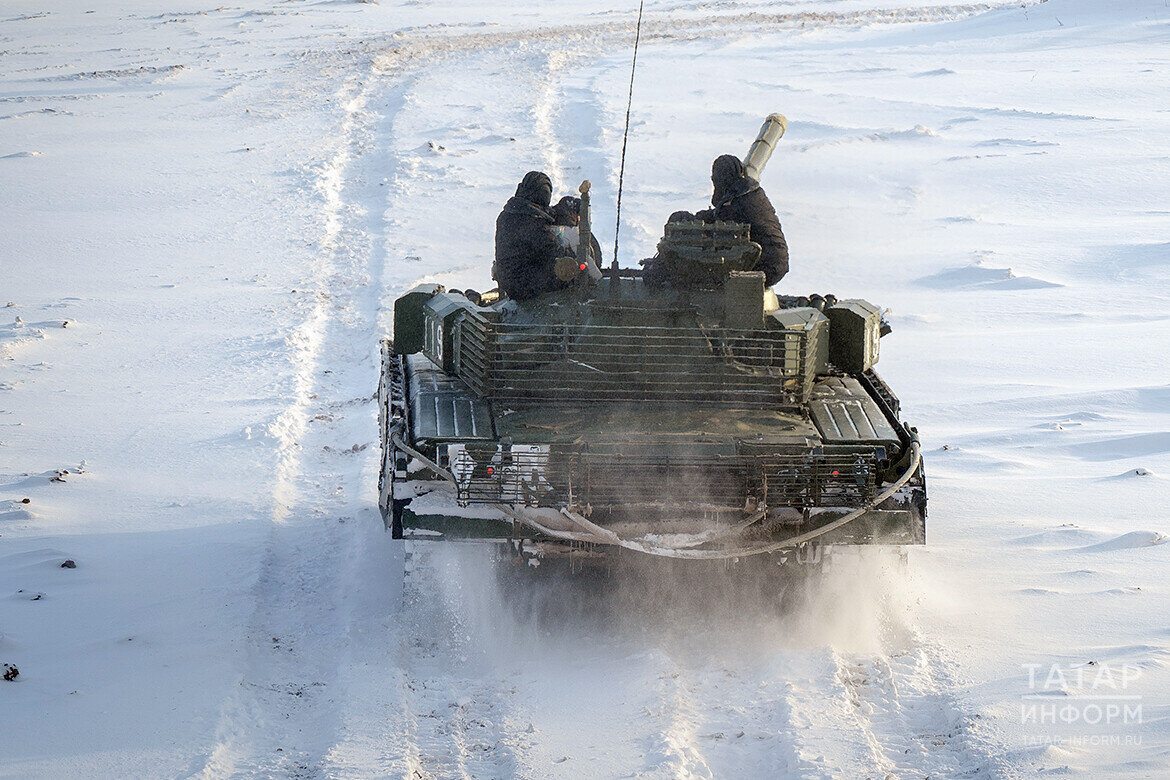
<box><xmin>199</xmin><ymin>72</ymin><xmax>395</xmax><ymax>776</ymax></box>
<box><xmin>3</xmin><ymin>1</ymin><xmax>1170</xmax><ymax>777</ymax></box>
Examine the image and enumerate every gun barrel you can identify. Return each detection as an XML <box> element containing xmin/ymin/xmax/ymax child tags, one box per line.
<box><xmin>743</xmin><ymin>113</ymin><xmax>787</xmax><ymax>182</ymax></box>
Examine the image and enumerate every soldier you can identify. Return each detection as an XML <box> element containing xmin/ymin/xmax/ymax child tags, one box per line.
<box><xmin>493</xmin><ymin>171</ymin><xmax>570</xmax><ymax>301</ymax></box>
<box><xmin>550</xmin><ymin>195</ymin><xmax>603</xmax><ymax>266</ymax></box>
<box><xmin>550</xmin><ymin>195</ymin><xmax>582</xmax><ymax>227</ymax></box>
<box><xmin>697</xmin><ymin>154</ymin><xmax>789</xmax><ymax>286</ymax></box>
<box><xmin>641</xmin><ymin>210</ymin><xmax>695</xmax><ymax>287</ymax></box>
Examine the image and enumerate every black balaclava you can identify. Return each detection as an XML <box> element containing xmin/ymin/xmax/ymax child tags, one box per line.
<box><xmin>551</xmin><ymin>195</ymin><xmax>581</xmax><ymax>226</ymax></box>
<box><xmin>710</xmin><ymin>154</ymin><xmax>746</xmax><ymax>204</ymax></box>
<box><xmin>516</xmin><ymin>171</ymin><xmax>553</xmax><ymax>208</ymax></box>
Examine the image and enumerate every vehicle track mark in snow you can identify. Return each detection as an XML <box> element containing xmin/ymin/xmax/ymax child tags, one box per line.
<box><xmin>532</xmin><ymin>50</ymin><xmax>576</xmax><ymax>198</ymax></box>
<box><xmin>637</xmin><ymin>654</ymin><xmax>715</xmax><ymax>778</ymax></box>
<box><xmin>308</xmin><ymin>61</ymin><xmax>540</xmax><ymax>775</ymax></box>
<box><xmin>832</xmin><ymin>636</ymin><xmax>1011</xmax><ymax>778</ymax></box>
<box><xmin>371</xmin><ymin>3</ymin><xmax>1033</xmax><ymax>79</ymax></box>
<box><xmin>200</xmin><ymin>69</ymin><xmax>394</xmax><ymax>778</ymax></box>
<box><xmin>757</xmin><ymin>648</ymin><xmax>896</xmax><ymax>778</ymax></box>
<box><xmin>384</xmin><ymin>544</ymin><xmax>528</xmax><ymax>779</ymax></box>
<box><xmin>265</xmin><ymin>80</ymin><xmax>368</xmax><ymax>521</ymax></box>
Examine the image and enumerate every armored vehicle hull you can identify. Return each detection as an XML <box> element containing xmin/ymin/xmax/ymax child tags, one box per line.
<box><xmin>380</xmin><ymin>120</ymin><xmax>923</xmax><ymax>566</ymax></box>
<box><xmin>378</xmin><ymin>276</ymin><xmax>925</xmax><ymax>566</ymax></box>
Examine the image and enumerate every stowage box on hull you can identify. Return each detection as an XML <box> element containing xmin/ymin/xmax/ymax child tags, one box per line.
<box><xmin>826</xmin><ymin>299</ymin><xmax>881</xmax><ymax>373</ymax></box>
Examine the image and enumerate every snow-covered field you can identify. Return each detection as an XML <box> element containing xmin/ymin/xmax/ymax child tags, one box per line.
<box><xmin>3</xmin><ymin>0</ymin><xmax>1169</xmax><ymax>776</ymax></box>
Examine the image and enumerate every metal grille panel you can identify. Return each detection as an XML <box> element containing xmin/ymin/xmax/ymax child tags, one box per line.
<box><xmin>455</xmin><ymin>316</ymin><xmax>816</xmax><ymax>406</ymax></box>
<box><xmin>449</xmin><ymin>444</ymin><xmax>877</xmax><ymax>510</ymax></box>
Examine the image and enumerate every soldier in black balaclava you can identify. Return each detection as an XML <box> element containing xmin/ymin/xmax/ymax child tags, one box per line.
<box><xmin>697</xmin><ymin>154</ymin><xmax>789</xmax><ymax>286</ymax></box>
<box><xmin>550</xmin><ymin>195</ymin><xmax>603</xmax><ymax>266</ymax></box>
<box><xmin>550</xmin><ymin>195</ymin><xmax>581</xmax><ymax>227</ymax></box>
<box><xmin>493</xmin><ymin>171</ymin><xmax>570</xmax><ymax>300</ymax></box>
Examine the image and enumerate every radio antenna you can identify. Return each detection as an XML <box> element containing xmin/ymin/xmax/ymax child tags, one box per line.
<box><xmin>612</xmin><ymin>0</ymin><xmax>644</xmax><ymax>268</ymax></box>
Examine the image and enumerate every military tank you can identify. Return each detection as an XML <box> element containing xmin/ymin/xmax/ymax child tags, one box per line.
<box><xmin>377</xmin><ymin>116</ymin><xmax>925</xmax><ymax>569</ymax></box>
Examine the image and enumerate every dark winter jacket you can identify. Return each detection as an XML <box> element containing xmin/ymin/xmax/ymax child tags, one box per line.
<box><xmin>493</xmin><ymin>171</ymin><xmax>569</xmax><ymax>301</ymax></box>
<box><xmin>697</xmin><ymin>154</ymin><xmax>789</xmax><ymax>286</ymax></box>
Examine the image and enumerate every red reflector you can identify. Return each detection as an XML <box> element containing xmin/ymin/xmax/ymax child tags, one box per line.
<box><xmin>832</xmin><ymin>470</ymin><xmax>840</xmax><ymax>476</ymax></box>
<box><xmin>486</xmin><ymin>467</ymin><xmax>494</xmax><ymax>475</ymax></box>
<box><xmin>579</xmin><ymin>263</ymin><xmax>587</xmax><ymax>271</ymax></box>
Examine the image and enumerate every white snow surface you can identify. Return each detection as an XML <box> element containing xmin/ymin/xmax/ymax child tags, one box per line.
<box><xmin>3</xmin><ymin>0</ymin><xmax>1170</xmax><ymax>776</ymax></box>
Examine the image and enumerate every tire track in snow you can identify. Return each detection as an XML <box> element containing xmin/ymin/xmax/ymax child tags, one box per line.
<box><xmin>637</xmin><ymin>654</ymin><xmax>716</xmax><ymax>778</ymax></box>
<box><xmin>385</xmin><ymin>543</ymin><xmax>530</xmax><ymax>779</ymax></box>
<box><xmin>832</xmin><ymin>635</ymin><xmax>1013</xmax><ymax>778</ymax></box>
<box><xmin>640</xmin><ymin>645</ymin><xmax>896</xmax><ymax>779</ymax></box>
<box><xmin>776</xmin><ymin>648</ymin><xmax>896</xmax><ymax>778</ymax></box>
<box><xmin>199</xmin><ymin>67</ymin><xmax>394</xmax><ymax>778</ymax></box>
<box><xmin>311</xmin><ymin>56</ymin><xmax>542</xmax><ymax>773</ymax></box>
<box><xmin>313</xmin><ymin>38</ymin><xmax>587</xmax><ymax>774</ymax></box>
<box><xmin>371</xmin><ymin>3</ymin><xmax>1036</xmax><ymax>79</ymax></box>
